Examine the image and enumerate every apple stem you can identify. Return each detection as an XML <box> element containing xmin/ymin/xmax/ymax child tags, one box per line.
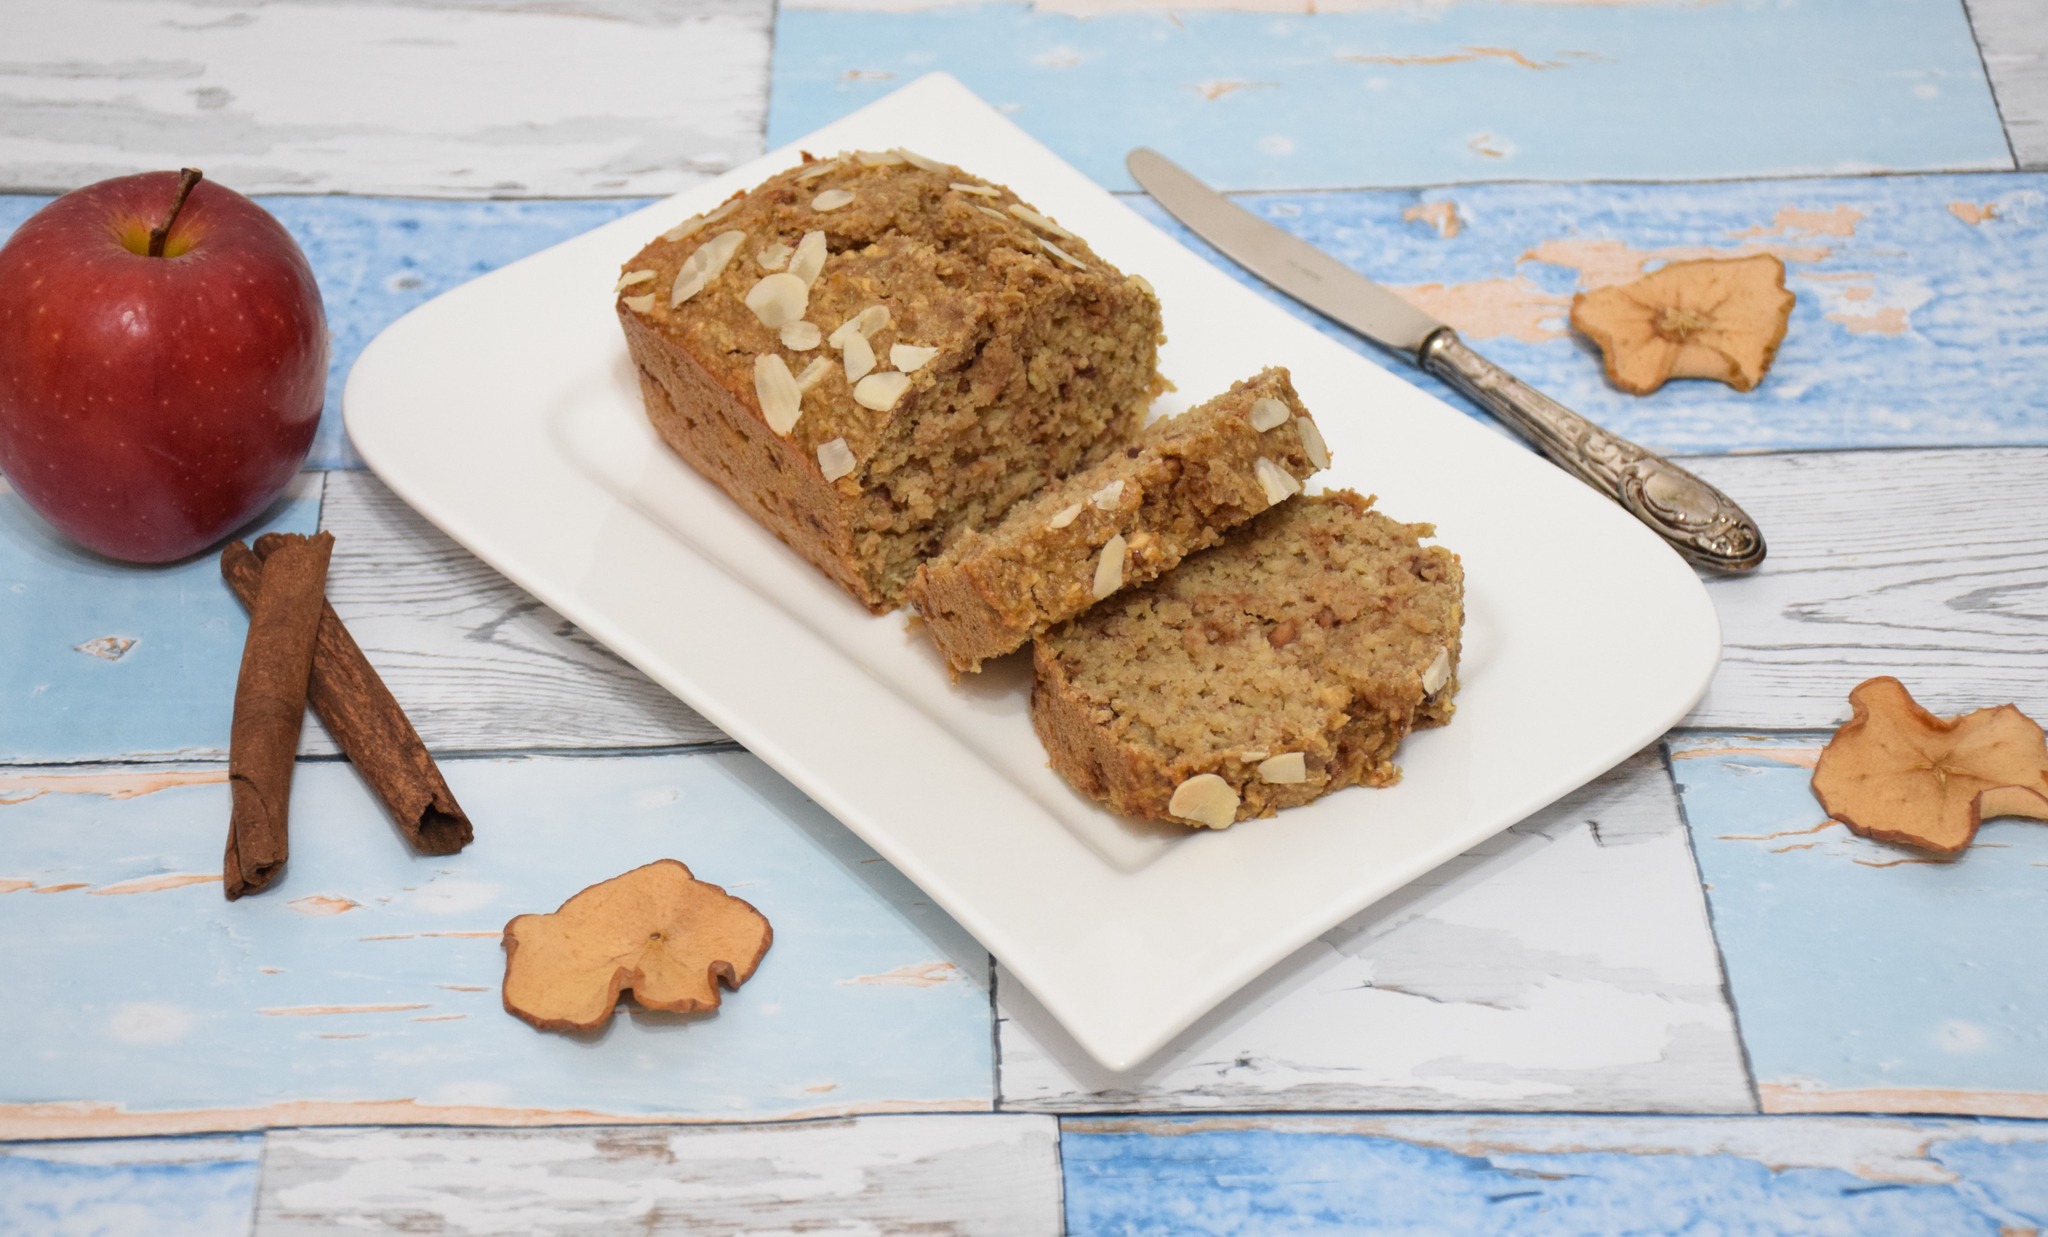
<box><xmin>147</xmin><ymin>168</ymin><xmax>205</xmax><ymax>258</ymax></box>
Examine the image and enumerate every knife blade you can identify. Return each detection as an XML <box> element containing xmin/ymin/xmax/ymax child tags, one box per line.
<box><xmin>1126</xmin><ymin>147</ymin><xmax>1766</xmax><ymax>573</ymax></box>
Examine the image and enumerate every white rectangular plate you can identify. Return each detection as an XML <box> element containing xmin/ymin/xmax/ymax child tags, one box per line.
<box><xmin>345</xmin><ymin>73</ymin><xmax>1720</xmax><ymax>1072</ymax></box>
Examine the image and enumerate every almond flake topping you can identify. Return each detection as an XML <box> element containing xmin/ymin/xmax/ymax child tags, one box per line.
<box><xmin>1090</xmin><ymin>478</ymin><xmax>1125</xmax><ymax>509</ymax></box>
<box><xmin>1091</xmin><ymin>532</ymin><xmax>1127</xmax><ymax>600</ymax></box>
<box><xmin>1046</xmin><ymin>502</ymin><xmax>1084</xmax><ymax>530</ymax></box>
<box><xmin>660</xmin><ymin>214</ymin><xmax>705</xmax><ymax>243</ymax></box>
<box><xmin>1297</xmin><ymin>417</ymin><xmax>1331</xmax><ymax>470</ymax></box>
<box><xmin>755</xmin><ymin>241</ymin><xmax>792</xmax><ymax>272</ymax></box>
<box><xmin>789</xmin><ymin>230</ymin><xmax>828</xmax><ymax>286</ymax></box>
<box><xmin>794</xmin><ymin>159</ymin><xmax>841</xmax><ymax>181</ymax></box>
<box><xmin>620</xmin><ymin>294</ymin><xmax>655</xmax><ymax>314</ymax></box>
<box><xmin>829</xmin><ymin>305</ymin><xmax>891</xmax><ymax>348</ymax></box>
<box><xmin>614</xmin><ymin>269</ymin><xmax>657</xmax><ymax>293</ymax></box>
<box><xmin>856</xmin><ymin>150</ymin><xmax>905</xmax><ymax>166</ymax></box>
<box><xmin>975</xmin><ymin>205</ymin><xmax>1010</xmax><ymax>223</ymax></box>
<box><xmin>1238</xmin><ymin>749</ymin><xmax>1270</xmax><ymax>764</ymax></box>
<box><xmin>1039</xmin><ymin>238</ymin><xmax>1089</xmax><ymax>271</ymax></box>
<box><xmin>1258</xmin><ymin>752</ymin><xmax>1307</xmax><ymax>784</ymax></box>
<box><xmin>895</xmin><ymin>148</ymin><xmax>949</xmax><ymax>173</ymax></box>
<box><xmin>951</xmin><ymin>182</ymin><xmax>1000</xmax><ymax>198</ymax></box>
<box><xmin>1248</xmin><ymin>397</ymin><xmax>1291</xmax><ymax>432</ymax></box>
<box><xmin>890</xmin><ymin>343</ymin><xmax>938</xmax><ymax>372</ymax></box>
<box><xmin>745</xmin><ymin>271</ymin><xmax>810</xmax><ymax>329</ymax></box>
<box><xmin>670</xmin><ymin>229</ymin><xmax>747</xmax><ymax>308</ymax></box>
<box><xmin>841</xmin><ymin>332</ymin><xmax>877</xmax><ymax>383</ymax></box>
<box><xmin>817</xmin><ymin>437</ymin><xmax>857</xmax><ymax>482</ymax></box>
<box><xmin>780</xmin><ymin>320</ymin><xmax>822</xmax><ymax>351</ymax></box>
<box><xmin>1168</xmin><ymin>773</ymin><xmax>1239</xmax><ymax>829</ymax></box>
<box><xmin>853</xmin><ymin>371</ymin><xmax>911</xmax><ymax>411</ymax></box>
<box><xmin>811</xmin><ymin>189</ymin><xmax>857</xmax><ymax>212</ymax></box>
<box><xmin>1008</xmin><ymin>203</ymin><xmax>1077</xmax><ymax>240</ymax></box>
<box><xmin>1130</xmin><ymin>274</ymin><xmax>1156</xmax><ymax>296</ymax></box>
<box><xmin>1254</xmin><ymin>457</ymin><xmax>1301</xmax><ymax>507</ymax></box>
<box><xmin>754</xmin><ymin>354</ymin><xmax>803</xmax><ymax>436</ymax></box>
<box><xmin>795</xmin><ymin>357</ymin><xmax>834</xmax><ymax>391</ymax></box>
<box><xmin>1421</xmin><ymin>648</ymin><xmax>1452</xmax><ymax>697</ymax></box>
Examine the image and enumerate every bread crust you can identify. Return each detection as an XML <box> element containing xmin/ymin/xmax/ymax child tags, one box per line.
<box><xmin>621</xmin><ymin>306</ymin><xmax>877</xmax><ymax>607</ymax></box>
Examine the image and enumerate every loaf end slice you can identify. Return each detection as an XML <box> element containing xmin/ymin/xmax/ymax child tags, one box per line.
<box><xmin>1031</xmin><ymin>490</ymin><xmax>1463</xmax><ymax>827</ymax></box>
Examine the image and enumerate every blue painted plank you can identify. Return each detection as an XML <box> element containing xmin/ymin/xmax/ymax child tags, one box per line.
<box><xmin>14</xmin><ymin>170</ymin><xmax>2044</xmax><ymax>473</ymax></box>
<box><xmin>770</xmin><ymin>0</ymin><xmax>2010</xmax><ymax>192</ymax></box>
<box><xmin>0</xmin><ymin>1134</ymin><xmax>261</xmax><ymax>1237</ymax></box>
<box><xmin>0</xmin><ymin>477</ymin><xmax>320</xmax><ymax>763</ymax></box>
<box><xmin>1129</xmin><ymin>172</ymin><xmax>2048</xmax><ymax>452</ymax></box>
<box><xmin>1668</xmin><ymin>734</ymin><xmax>2048</xmax><ymax>1116</ymax></box>
<box><xmin>0</xmin><ymin>751</ymin><xmax>991</xmax><ymax>1136</ymax></box>
<box><xmin>1060</xmin><ymin>1116</ymin><xmax>2048</xmax><ymax>1235</ymax></box>
<box><xmin>0</xmin><ymin>195</ymin><xmax>646</xmax><ymax>471</ymax></box>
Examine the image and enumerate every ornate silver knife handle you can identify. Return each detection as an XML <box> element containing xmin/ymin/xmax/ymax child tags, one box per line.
<box><xmin>1418</xmin><ymin>329</ymin><xmax>1765</xmax><ymax>573</ymax></box>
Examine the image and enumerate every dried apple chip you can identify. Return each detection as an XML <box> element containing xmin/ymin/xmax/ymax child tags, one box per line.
<box><xmin>1570</xmin><ymin>254</ymin><xmax>1795</xmax><ymax>395</ymax></box>
<box><xmin>1811</xmin><ymin>677</ymin><xmax>2048</xmax><ymax>857</ymax></box>
<box><xmin>501</xmin><ymin>859</ymin><xmax>772</xmax><ymax>1032</ymax></box>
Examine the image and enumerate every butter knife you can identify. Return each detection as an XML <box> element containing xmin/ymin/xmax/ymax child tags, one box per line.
<box><xmin>1127</xmin><ymin>148</ymin><xmax>1766</xmax><ymax>573</ymax></box>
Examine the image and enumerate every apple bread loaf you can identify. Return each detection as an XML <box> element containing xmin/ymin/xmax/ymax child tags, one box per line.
<box><xmin>1032</xmin><ymin>490</ymin><xmax>1463</xmax><ymax>828</ymax></box>
<box><xmin>614</xmin><ymin>150</ymin><xmax>1165</xmax><ymax>612</ymax></box>
<box><xmin>906</xmin><ymin>368</ymin><xmax>1330</xmax><ymax>675</ymax></box>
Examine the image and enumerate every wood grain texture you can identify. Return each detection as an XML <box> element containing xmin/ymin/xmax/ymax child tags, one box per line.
<box><xmin>1060</xmin><ymin>1114</ymin><xmax>2048</xmax><ymax>1234</ymax></box>
<box><xmin>255</xmin><ymin>1116</ymin><xmax>1060</xmax><ymax>1235</ymax></box>
<box><xmin>1968</xmin><ymin>0</ymin><xmax>2048</xmax><ymax>168</ymax></box>
<box><xmin>312</xmin><ymin>470</ymin><xmax>726</xmax><ymax>754</ymax></box>
<box><xmin>1670</xmin><ymin>734</ymin><xmax>2048</xmax><ymax>1119</ymax></box>
<box><xmin>772</xmin><ymin>0</ymin><xmax>2010</xmax><ymax>192</ymax></box>
<box><xmin>0</xmin><ymin>753</ymin><xmax>994</xmax><ymax>1138</ymax></box>
<box><xmin>1680</xmin><ymin>448</ymin><xmax>2048</xmax><ymax>729</ymax></box>
<box><xmin>998</xmin><ymin>749</ymin><xmax>1754</xmax><ymax>1114</ymax></box>
<box><xmin>0</xmin><ymin>0</ymin><xmax>771</xmax><ymax>197</ymax></box>
<box><xmin>0</xmin><ymin>1134</ymin><xmax>263</xmax><ymax>1237</ymax></box>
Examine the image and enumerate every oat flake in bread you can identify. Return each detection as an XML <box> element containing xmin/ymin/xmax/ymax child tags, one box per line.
<box><xmin>614</xmin><ymin>150</ymin><xmax>1166</xmax><ymax>612</ymax></box>
<box><xmin>907</xmin><ymin>367</ymin><xmax>1329</xmax><ymax>676</ymax></box>
<box><xmin>1032</xmin><ymin>490</ymin><xmax>1463</xmax><ymax>828</ymax></box>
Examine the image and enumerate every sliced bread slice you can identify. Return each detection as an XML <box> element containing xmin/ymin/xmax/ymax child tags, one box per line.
<box><xmin>907</xmin><ymin>368</ymin><xmax>1328</xmax><ymax>674</ymax></box>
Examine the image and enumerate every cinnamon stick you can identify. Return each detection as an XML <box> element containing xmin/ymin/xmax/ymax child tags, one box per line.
<box><xmin>224</xmin><ymin>535</ymin><xmax>473</xmax><ymax>856</ymax></box>
<box><xmin>223</xmin><ymin>532</ymin><xmax>332</xmax><ymax>899</ymax></box>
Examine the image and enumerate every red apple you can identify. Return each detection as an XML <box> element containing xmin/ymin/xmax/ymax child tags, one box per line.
<box><xmin>0</xmin><ymin>169</ymin><xmax>326</xmax><ymax>562</ymax></box>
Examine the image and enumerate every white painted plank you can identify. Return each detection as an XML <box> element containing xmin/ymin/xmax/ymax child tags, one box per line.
<box><xmin>1969</xmin><ymin>0</ymin><xmax>2048</xmax><ymax>167</ymax></box>
<box><xmin>312</xmin><ymin>470</ymin><xmax>727</xmax><ymax>754</ymax></box>
<box><xmin>1682</xmin><ymin>448</ymin><xmax>2048</xmax><ymax>729</ymax></box>
<box><xmin>997</xmin><ymin>749</ymin><xmax>1754</xmax><ymax>1113</ymax></box>
<box><xmin>0</xmin><ymin>0</ymin><xmax>771</xmax><ymax>196</ymax></box>
<box><xmin>254</xmin><ymin>1115</ymin><xmax>1061</xmax><ymax>1236</ymax></box>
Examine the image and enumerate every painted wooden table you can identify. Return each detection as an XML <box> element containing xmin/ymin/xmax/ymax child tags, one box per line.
<box><xmin>4</xmin><ymin>1</ymin><xmax>2048</xmax><ymax>1232</ymax></box>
